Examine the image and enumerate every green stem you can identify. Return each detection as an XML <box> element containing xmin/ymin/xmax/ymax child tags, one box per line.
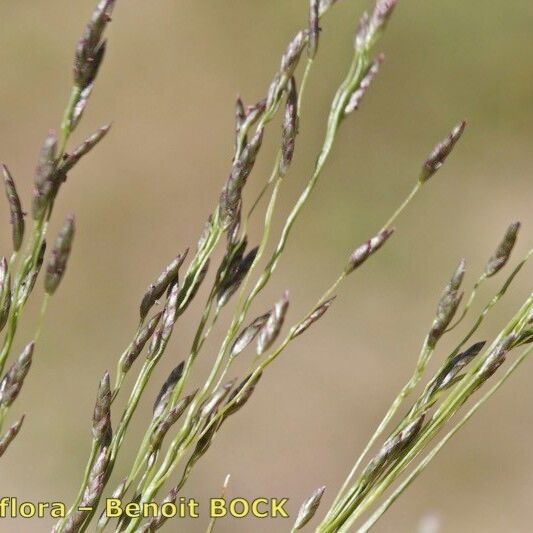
<box><xmin>380</xmin><ymin>181</ymin><xmax>422</xmax><ymax>233</ymax></box>
<box><xmin>205</xmin><ymin>475</ymin><xmax>230</xmax><ymax>533</ymax></box>
<box><xmin>34</xmin><ymin>293</ymin><xmax>51</xmax><ymax>342</ymax></box>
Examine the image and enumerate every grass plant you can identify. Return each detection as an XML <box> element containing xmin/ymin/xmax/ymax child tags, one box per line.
<box><xmin>1</xmin><ymin>0</ymin><xmax>531</xmax><ymax>531</ymax></box>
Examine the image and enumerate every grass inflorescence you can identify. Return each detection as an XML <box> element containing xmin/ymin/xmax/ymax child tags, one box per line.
<box><xmin>1</xmin><ymin>0</ymin><xmax>531</xmax><ymax>531</ymax></box>
<box><xmin>0</xmin><ymin>0</ymin><xmax>116</xmax><ymax>457</ymax></box>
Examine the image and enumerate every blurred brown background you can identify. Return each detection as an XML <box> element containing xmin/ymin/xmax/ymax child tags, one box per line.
<box><xmin>0</xmin><ymin>0</ymin><xmax>532</xmax><ymax>531</ymax></box>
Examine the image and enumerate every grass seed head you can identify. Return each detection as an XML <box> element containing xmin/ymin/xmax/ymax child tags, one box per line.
<box><xmin>74</xmin><ymin>0</ymin><xmax>117</xmax><ymax>89</ymax></box>
<box><xmin>32</xmin><ymin>183</ymin><xmax>54</xmax><ymax>221</ymax></box>
<box><xmin>0</xmin><ymin>342</ymin><xmax>34</xmax><ymax>408</ymax></box>
<box><xmin>161</xmin><ymin>283</ymin><xmax>179</xmax><ymax>339</ymax></box>
<box><xmin>191</xmin><ymin>414</ymin><xmax>220</xmax><ymax>464</ymax></box>
<box><xmin>371</xmin><ymin>0</ymin><xmax>399</xmax><ymax>29</ymax></box>
<box><xmin>257</xmin><ymin>291</ymin><xmax>290</xmax><ymax>355</ymax></box>
<box><xmin>346</xmin><ymin>228</ymin><xmax>394</xmax><ymax>274</ymax></box>
<box><xmin>148</xmin><ymin>283</ymin><xmax>180</xmax><ymax>358</ymax></box>
<box><xmin>92</xmin><ymin>371</ymin><xmax>112</xmax><ymax>443</ymax></box>
<box><xmin>0</xmin><ymin>258</ymin><xmax>11</xmax><ymax>333</ymax></box>
<box><xmin>234</xmin><ymin>95</ymin><xmax>246</xmax><ymax>151</ymax></box>
<box><xmin>293</xmin><ymin>297</ymin><xmax>336</xmax><ymax>338</ymax></box>
<box><xmin>478</xmin><ymin>334</ymin><xmax>516</xmax><ymax>380</ymax></box>
<box><xmin>61</xmin><ymin>124</ymin><xmax>112</xmax><ymax>173</ymax></box>
<box><xmin>438</xmin><ymin>341</ymin><xmax>486</xmax><ymax>390</ymax></box>
<box><xmin>140</xmin><ymin>250</ymin><xmax>187</xmax><ymax>320</ymax></box>
<box><xmin>217</xmin><ymin>246</ymin><xmax>259</xmax><ymax>308</ymax></box>
<box><xmin>356</xmin><ymin>0</ymin><xmax>398</xmax><ymax>52</ymax></box>
<box><xmin>280</xmin><ymin>77</ymin><xmax>299</xmax><ymax>177</ymax></box>
<box><xmin>151</xmin><ymin>393</ymin><xmax>195</xmax><ymax>449</ymax></box>
<box><xmin>2</xmin><ymin>164</ymin><xmax>25</xmax><ymax>252</ymax></box>
<box><xmin>0</xmin><ymin>415</ymin><xmax>24</xmax><ymax>458</ymax></box>
<box><xmin>239</xmin><ymin>99</ymin><xmax>267</xmax><ymax>145</ymax></box>
<box><xmin>33</xmin><ymin>130</ymin><xmax>58</xmax><ymax>219</ymax></box>
<box><xmin>485</xmin><ymin>222</ymin><xmax>520</xmax><ymax>277</ymax></box>
<box><xmin>308</xmin><ymin>0</ymin><xmax>321</xmax><ymax>59</ymax></box>
<box><xmin>197</xmin><ymin>215</ymin><xmax>214</xmax><ymax>252</ymax></box>
<box><xmin>96</xmin><ymin>478</ymin><xmax>127</xmax><ymax>530</ymax></box>
<box><xmin>186</xmin><ymin>258</ymin><xmax>210</xmax><ymax>306</ymax></box>
<box><xmin>420</xmin><ymin>121</ymin><xmax>466</xmax><ymax>182</ymax></box>
<box><xmin>220</xmin><ymin>128</ymin><xmax>264</xmax><ymax>230</ymax></box>
<box><xmin>281</xmin><ymin>30</ymin><xmax>308</xmax><ymax>79</ymax></box>
<box><xmin>35</xmin><ymin>130</ymin><xmax>57</xmax><ymax>188</ymax></box>
<box><xmin>153</xmin><ymin>361</ymin><xmax>185</xmax><ymax>416</ymax></box>
<box><xmin>218</xmin><ymin>236</ymin><xmax>248</xmax><ymax>281</ymax></box>
<box><xmin>294</xmin><ymin>485</ymin><xmax>326</xmax><ymax>530</ymax></box>
<box><xmin>427</xmin><ymin>259</ymin><xmax>465</xmax><ymax>348</ymax></box>
<box><xmin>428</xmin><ymin>291</ymin><xmax>463</xmax><ymax>349</ymax></box>
<box><xmin>235</xmin><ymin>95</ymin><xmax>246</xmax><ymax>128</ymax></box>
<box><xmin>45</xmin><ymin>214</ymin><xmax>76</xmax><ymax>294</ymax></box>
<box><xmin>230</xmin><ymin>312</ymin><xmax>271</xmax><ymax>358</ymax></box>
<box><xmin>200</xmin><ymin>381</ymin><xmax>234</xmax><ymax>420</ymax></box>
<box><xmin>318</xmin><ymin>0</ymin><xmax>341</xmax><ymax>16</ymax></box>
<box><xmin>139</xmin><ymin>487</ymin><xmax>179</xmax><ymax>532</ymax></box>
<box><xmin>448</xmin><ymin>257</ymin><xmax>466</xmax><ymax>292</ymax></box>
<box><xmin>344</xmin><ymin>55</ymin><xmax>383</xmax><ymax>115</ymax></box>
<box><xmin>223</xmin><ymin>371</ymin><xmax>263</xmax><ymax>420</ymax></box>
<box><xmin>121</xmin><ymin>311</ymin><xmax>163</xmax><ymax>373</ymax></box>
<box><xmin>365</xmin><ymin>413</ymin><xmax>425</xmax><ymax>482</ymax></box>
<box><xmin>63</xmin><ymin>447</ymin><xmax>109</xmax><ymax>532</ymax></box>
<box><xmin>22</xmin><ymin>241</ymin><xmax>47</xmax><ymax>302</ymax></box>
<box><xmin>71</xmin><ymin>84</ymin><xmax>94</xmax><ymax>131</ymax></box>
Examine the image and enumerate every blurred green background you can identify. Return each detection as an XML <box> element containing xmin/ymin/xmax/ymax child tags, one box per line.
<box><xmin>0</xmin><ymin>0</ymin><xmax>532</xmax><ymax>531</ymax></box>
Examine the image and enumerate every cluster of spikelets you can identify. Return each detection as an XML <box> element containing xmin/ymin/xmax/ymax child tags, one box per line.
<box><xmin>0</xmin><ymin>0</ymin><xmax>113</xmax><ymax>457</ymax></box>
<box><xmin>1</xmin><ymin>0</ymin><xmax>531</xmax><ymax>532</ymax></box>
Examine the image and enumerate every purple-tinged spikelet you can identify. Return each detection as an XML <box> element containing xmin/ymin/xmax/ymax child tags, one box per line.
<box><xmin>346</xmin><ymin>228</ymin><xmax>394</xmax><ymax>274</ymax></box>
<box><xmin>45</xmin><ymin>214</ymin><xmax>76</xmax><ymax>294</ymax></box>
<box><xmin>485</xmin><ymin>222</ymin><xmax>520</xmax><ymax>277</ymax></box>
<box><xmin>257</xmin><ymin>291</ymin><xmax>290</xmax><ymax>355</ymax></box>
<box><xmin>294</xmin><ymin>485</ymin><xmax>326</xmax><ymax>530</ymax></box>
<box><xmin>2</xmin><ymin>164</ymin><xmax>25</xmax><ymax>251</ymax></box>
<box><xmin>420</xmin><ymin>121</ymin><xmax>466</xmax><ymax>182</ymax></box>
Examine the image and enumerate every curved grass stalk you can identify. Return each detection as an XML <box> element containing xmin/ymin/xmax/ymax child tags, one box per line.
<box><xmin>320</xmin><ymin>295</ymin><xmax>533</xmax><ymax>532</ymax></box>
<box><xmin>323</xmin><ymin>253</ymin><xmax>532</xmax><ymax>528</ymax></box>
<box><xmin>357</xmin><ymin>343</ymin><xmax>533</xmax><ymax>532</ymax></box>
